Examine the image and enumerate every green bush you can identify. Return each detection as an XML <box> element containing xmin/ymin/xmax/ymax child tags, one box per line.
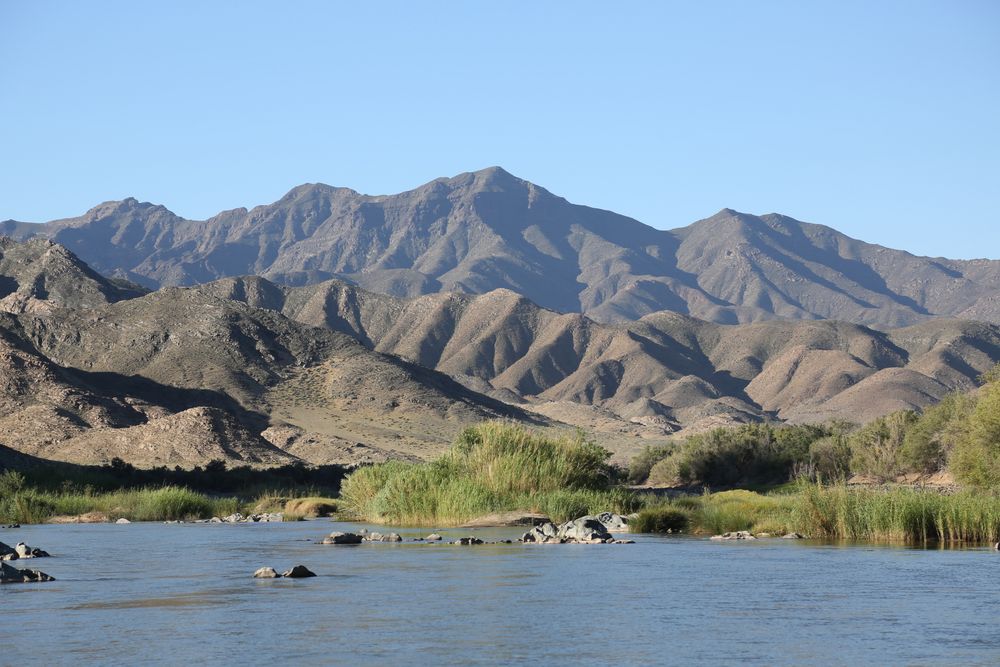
<box><xmin>950</xmin><ymin>376</ymin><xmax>1000</xmax><ymax>486</ymax></box>
<box><xmin>644</xmin><ymin>423</ymin><xmax>829</xmax><ymax>488</ymax></box>
<box><xmin>848</xmin><ymin>411</ymin><xmax>917</xmax><ymax>481</ymax></box>
<box><xmin>627</xmin><ymin>445</ymin><xmax>673</xmax><ymax>484</ymax></box>
<box><xmin>631</xmin><ymin>506</ymin><xmax>690</xmax><ymax>533</ymax></box>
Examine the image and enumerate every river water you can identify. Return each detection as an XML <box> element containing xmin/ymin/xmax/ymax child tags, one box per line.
<box><xmin>3</xmin><ymin>521</ymin><xmax>999</xmax><ymax>666</ymax></box>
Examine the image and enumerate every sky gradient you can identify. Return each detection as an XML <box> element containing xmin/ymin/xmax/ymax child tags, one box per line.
<box><xmin>1</xmin><ymin>1</ymin><xmax>997</xmax><ymax>258</ymax></box>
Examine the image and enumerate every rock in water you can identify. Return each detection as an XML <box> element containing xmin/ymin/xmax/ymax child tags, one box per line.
<box><xmin>364</xmin><ymin>532</ymin><xmax>402</xmax><ymax>543</ymax></box>
<box><xmin>710</xmin><ymin>531</ymin><xmax>757</xmax><ymax>541</ymax></box>
<box><xmin>557</xmin><ymin>516</ymin><xmax>613</xmax><ymax>543</ymax></box>
<box><xmin>521</xmin><ymin>522</ymin><xmax>560</xmax><ymax>543</ymax></box>
<box><xmin>14</xmin><ymin>542</ymin><xmax>50</xmax><ymax>558</ymax></box>
<box><xmin>253</xmin><ymin>567</ymin><xmax>279</xmax><ymax>578</ymax></box>
<box><xmin>322</xmin><ymin>532</ymin><xmax>363</xmax><ymax>545</ymax></box>
<box><xmin>782</xmin><ymin>532</ymin><xmax>806</xmax><ymax>539</ymax></box>
<box><xmin>1</xmin><ymin>561</ymin><xmax>55</xmax><ymax>583</ymax></box>
<box><xmin>455</xmin><ymin>537</ymin><xmax>484</xmax><ymax>545</ymax></box>
<box><xmin>596</xmin><ymin>512</ymin><xmax>630</xmax><ymax>532</ymax></box>
<box><xmin>425</xmin><ymin>533</ymin><xmax>443</xmax><ymax>541</ymax></box>
<box><xmin>115</xmin><ymin>518</ymin><xmax>131</xmax><ymax>524</ymax></box>
<box><xmin>282</xmin><ymin>565</ymin><xmax>316</xmax><ymax>578</ymax></box>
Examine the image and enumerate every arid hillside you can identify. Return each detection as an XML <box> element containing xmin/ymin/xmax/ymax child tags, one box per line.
<box><xmin>5</xmin><ymin>167</ymin><xmax>998</xmax><ymax>327</ymax></box>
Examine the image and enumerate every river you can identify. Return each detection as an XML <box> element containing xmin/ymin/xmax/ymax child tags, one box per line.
<box><xmin>3</xmin><ymin>521</ymin><xmax>999</xmax><ymax>666</ymax></box>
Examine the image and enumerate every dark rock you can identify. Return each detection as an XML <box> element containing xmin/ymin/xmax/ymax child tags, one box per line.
<box><xmin>455</xmin><ymin>537</ymin><xmax>484</xmax><ymax>545</ymax></box>
<box><xmin>282</xmin><ymin>565</ymin><xmax>316</xmax><ymax>578</ymax></box>
<box><xmin>1</xmin><ymin>561</ymin><xmax>54</xmax><ymax>583</ymax></box>
<box><xmin>322</xmin><ymin>532</ymin><xmax>363</xmax><ymax>545</ymax></box>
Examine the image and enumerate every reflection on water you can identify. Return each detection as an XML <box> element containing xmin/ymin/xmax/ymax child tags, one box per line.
<box><xmin>4</xmin><ymin>521</ymin><xmax>1000</xmax><ymax>666</ymax></box>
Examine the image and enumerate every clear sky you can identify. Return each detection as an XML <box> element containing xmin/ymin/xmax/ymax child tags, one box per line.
<box><xmin>1</xmin><ymin>1</ymin><xmax>997</xmax><ymax>258</ymax></box>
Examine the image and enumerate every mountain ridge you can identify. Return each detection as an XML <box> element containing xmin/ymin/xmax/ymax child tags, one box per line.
<box><xmin>5</xmin><ymin>167</ymin><xmax>998</xmax><ymax>328</ymax></box>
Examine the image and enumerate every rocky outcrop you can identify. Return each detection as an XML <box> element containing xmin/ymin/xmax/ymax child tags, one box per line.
<box><xmin>252</xmin><ymin>565</ymin><xmax>316</xmax><ymax>578</ymax></box>
<box><xmin>322</xmin><ymin>532</ymin><xmax>364</xmax><ymax>545</ymax></box>
<box><xmin>710</xmin><ymin>531</ymin><xmax>757</xmax><ymax>540</ymax></box>
<box><xmin>1</xmin><ymin>561</ymin><xmax>54</xmax><ymax>583</ymax></box>
<box><xmin>521</xmin><ymin>516</ymin><xmax>634</xmax><ymax>544</ymax></box>
<box><xmin>361</xmin><ymin>530</ymin><xmax>402</xmax><ymax>543</ymax></box>
<box><xmin>206</xmin><ymin>512</ymin><xmax>284</xmax><ymax>524</ymax></box>
<box><xmin>282</xmin><ymin>565</ymin><xmax>316</xmax><ymax>578</ymax></box>
<box><xmin>0</xmin><ymin>541</ymin><xmax>50</xmax><ymax>561</ymax></box>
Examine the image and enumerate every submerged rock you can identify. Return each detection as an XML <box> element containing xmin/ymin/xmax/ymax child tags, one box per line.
<box><xmin>253</xmin><ymin>567</ymin><xmax>280</xmax><ymax>578</ymax></box>
<box><xmin>710</xmin><ymin>531</ymin><xmax>757</xmax><ymax>541</ymax></box>
<box><xmin>322</xmin><ymin>532</ymin><xmax>363</xmax><ymax>545</ymax></box>
<box><xmin>282</xmin><ymin>565</ymin><xmax>317</xmax><ymax>578</ymax></box>
<box><xmin>0</xmin><ymin>561</ymin><xmax>54</xmax><ymax>583</ymax></box>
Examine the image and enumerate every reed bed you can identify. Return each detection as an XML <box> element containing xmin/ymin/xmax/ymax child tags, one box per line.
<box><xmin>633</xmin><ymin>485</ymin><xmax>1000</xmax><ymax>544</ymax></box>
<box><xmin>340</xmin><ymin>421</ymin><xmax>638</xmax><ymax>525</ymax></box>
<box><xmin>0</xmin><ymin>483</ymin><xmax>241</xmax><ymax>524</ymax></box>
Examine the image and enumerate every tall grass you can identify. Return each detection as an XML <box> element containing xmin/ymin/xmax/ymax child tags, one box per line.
<box><xmin>631</xmin><ymin>485</ymin><xmax>1000</xmax><ymax>544</ymax></box>
<box><xmin>340</xmin><ymin>421</ymin><xmax>635</xmax><ymax>525</ymax></box>
<box><xmin>795</xmin><ymin>485</ymin><xmax>1000</xmax><ymax>543</ymax></box>
<box><xmin>0</xmin><ymin>482</ymin><xmax>241</xmax><ymax>524</ymax></box>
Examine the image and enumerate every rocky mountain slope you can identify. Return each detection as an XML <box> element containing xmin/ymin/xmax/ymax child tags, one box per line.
<box><xmin>0</xmin><ymin>245</ymin><xmax>538</xmax><ymax>468</ymax></box>
<box><xmin>206</xmin><ymin>274</ymin><xmax>1000</xmax><ymax>432</ymax></box>
<box><xmin>5</xmin><ymin>167</ymin><xmax>998</xmax><ymax>327</ymax></box>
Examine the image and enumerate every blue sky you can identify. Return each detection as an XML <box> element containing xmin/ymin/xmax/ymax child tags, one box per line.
<box><xmin>1</xmin><ymin>1</ymin><xmax>997</xmax><ymax>258</ymax></box>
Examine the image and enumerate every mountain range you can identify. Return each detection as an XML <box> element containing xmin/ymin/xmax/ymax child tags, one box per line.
<box><xmin>4</xmin><ymin>167</ymin><xmax>999</xmax><ymax>328</ymax></box>
<box><xmin>1</xmin><ymin>168</ymin><xmax>998</xmax><ymax>470</ymax></box>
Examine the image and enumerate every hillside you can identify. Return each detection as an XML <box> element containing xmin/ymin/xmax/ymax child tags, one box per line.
<box><xmin>4</xmin><ymin>167</ymin><xmax>998</xmax><ymax>327</ymax></box>
<box><xmin>206</xmin><ymin>274</ymin><xmax>1000</xmax><ymax>433</ymax></box>
<box><xmin>0</xmin><ymin>249</ymin><xmax>541</xmax><ymax>468</ymax></box>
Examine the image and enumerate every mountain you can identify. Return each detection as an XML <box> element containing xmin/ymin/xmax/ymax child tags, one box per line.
<box><xmin>205</xmin><ymin>275</ymin><xmax>1000</xmax><ymax>432</ymax></box>
<box><xmin>5</xmin><ymin>167</ymin><xmax>999</xmax><ymax>327</ymax></box>
<box><xmin>0</xmin><ymin>236</ymin><xmax>145</xmax><ymax>315</ymax></box>
<box><xmin>0</xmin><ymin>241</ymin><xmax>540</xmax><ymax>468</ymax></box>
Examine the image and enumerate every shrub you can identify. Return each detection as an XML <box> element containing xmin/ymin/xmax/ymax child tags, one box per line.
<box><xmin>631</xmin><ymin>506</ymin><xmax>690</xmax><ymax>533</ymax></box>
<box><xmin>849</xmin><ymin>411</ymin><xmax>917</xmax><ymax>481</ymax></box>
<box><xmin>627</xmin><ymin>445</ymin><xmax>673</xmax><ymax>484</ymax></box>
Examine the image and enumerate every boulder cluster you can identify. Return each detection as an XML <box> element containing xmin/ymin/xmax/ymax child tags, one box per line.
<box><xmin>521</xmin><ymin>515</ymin><xmax>634</xmax><ymax>545</ymax></box>
<box><xmin>252</xmin><ymin>565</ymin><xmax>316</xmax><ymax>579</ymax></box>
<box><xmin>0</xmin><ymin>540</ymin><xmax>51</xmax><ymax>561</ymax></box>
<box><xmin>0</xmin><ymin>540</ymin><xmax>54</xmax><ymax>584</ymax></box>
<box><xmin>318</xmin><ymin>513</ymin><xmax>635</xmax><ymax>547</ymax></box>
<box><xmin>189</xmin><ymin>512</ymin><xmax>284</xmax><ymax>524</ymax></box>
